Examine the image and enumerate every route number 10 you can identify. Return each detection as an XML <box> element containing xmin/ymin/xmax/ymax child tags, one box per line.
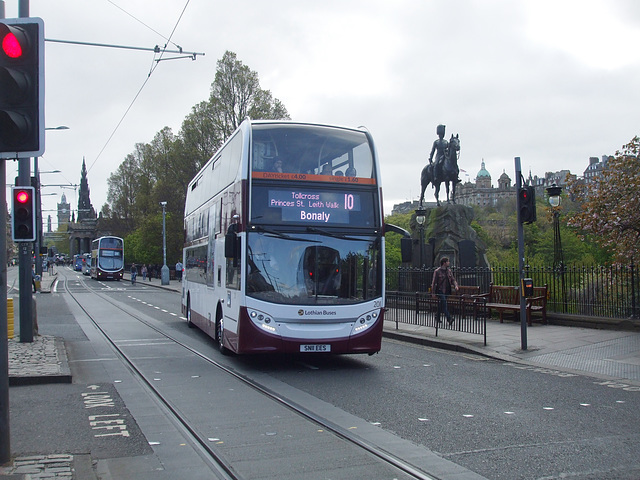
<box><xmin>344</xmin><ymin>194</ymin><xmax>355</xmax><ymax>210</ymax></box>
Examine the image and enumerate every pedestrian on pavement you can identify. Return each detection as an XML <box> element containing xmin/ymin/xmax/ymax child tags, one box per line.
<box><xmin>431</xmin><ymin>256</ymin><xmax>459</xmax><ymax>325</ymax></box>
<box><xmin>130</xmin><ymin>263</ymin><xmax>138</xmax><ymax>285</ymax></box>
<box><xmin>175</xmin><ymin>260</ymin><xmax>183</xmax><ymax>282</ymax></box>
<box><xmin>32</xmin><ymin>267</ymin><xmax>37</xmax><ymax>293</ymax></box>
<box><xmin>141</xmin><ymin>264</ymin><xmax>147</xmax><ymax>281</ymax></box>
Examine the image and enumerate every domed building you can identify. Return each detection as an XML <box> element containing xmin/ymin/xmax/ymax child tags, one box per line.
<box><xmin>457</xmin><ymin>160</ymin><xmax>515</xmax><ymax>207</ymax></box>
<box><xmin>476</xmin><ymin>160</ymin><xmax>492</xmax><ymax>189</ymax></box>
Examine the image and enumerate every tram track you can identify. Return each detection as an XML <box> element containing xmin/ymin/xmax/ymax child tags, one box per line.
<box><xmin>63</xmin><ymin>272</ymin><xmax>440</xmax><ymax>480</ymax></box>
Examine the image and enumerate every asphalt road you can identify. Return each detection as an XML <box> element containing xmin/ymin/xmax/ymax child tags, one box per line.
<box><xmin>96</xmin><ymin>274</ymin><xmax>640</xmax><ymax>480</ymax></box>
<box><xmin>251</xmin><ymin>339</ymin><xmax>640</xmax><ymax>480</ymax></box>
<box><xmin>14</xmin><ymin>267</ymin><xmax>640</xmax><ymax>479</ymax></box>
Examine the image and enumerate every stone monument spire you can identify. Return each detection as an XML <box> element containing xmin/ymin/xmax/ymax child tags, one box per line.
<box><xmin>77</xmin><ymin>157</ymin><xmax>96</xmax><ymax>221</ymax></box>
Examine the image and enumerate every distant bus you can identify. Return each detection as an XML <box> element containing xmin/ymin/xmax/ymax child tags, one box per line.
<box><xmin>82</xmin><ymin>253</ymin><xmax>91</xmax><ymax>275</ymax></box>
<box><xmin>182</xmin><ymin>119</ymin><xmax>385</xmax><ymax>355</ymax></box>
<box><xmin>90</xmin><ymin>236</ymin><xmax>124</xmax><ymax>280</ymax></box>
<box><xmin>73</xmin><ymin>254</ymin><xmax>85</xmax><ymax>272</ymax></box>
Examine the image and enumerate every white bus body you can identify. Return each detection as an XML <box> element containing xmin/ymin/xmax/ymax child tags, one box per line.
<box><xmin>182</xmin><ymin>120</ymin><xmax>385</xmax><ymax>354</ymax></box>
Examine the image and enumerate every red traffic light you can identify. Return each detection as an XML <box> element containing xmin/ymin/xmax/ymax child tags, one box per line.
<box><xmin>0</xmin><ymin>23</ymin><xmax>28</xmax><ymax>59</ymax></box>
<box><xmin>518</xmin><ymin>186</ymin><xmax>537</xmax><ymax>224</ymax></box>
<box><xmin>11</xmin><ymin>186</ymin><xmax>36</xmax><ymax>241</ymax></box>
<box><xmin>15</xmin><ymin>189</ymin><xmax>30</xmax><ymax>203</ymax></box>
<box><xmin>0</xmin><ymin>18</ymin><xmax>44</xmax><ymax>158</ymax></box>
<box><xmin>2</xmin><ymin>31</ymin><xmax>22</xmax><ymax>58</ymax></box>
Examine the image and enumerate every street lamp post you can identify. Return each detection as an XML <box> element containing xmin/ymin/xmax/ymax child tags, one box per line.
<box><xmin>546</xmin><ymin>184</ymin><xmax>567</xmax><ymax>313</ymax></box>
<box><xmin>160</xmin><ymin>201</ymin><xmax>169</xmax><ymax>285</ymax></box>
<box><xmin>415</xmin><ymin>208</ymin><xmax>426</xmax><ymax>269</ymax></box>
<box><xmin>415</xmin><ymin>208</ymin><xmax>427</xmax><ymax>293</ymax></box>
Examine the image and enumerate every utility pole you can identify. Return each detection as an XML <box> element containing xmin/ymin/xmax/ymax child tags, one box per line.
<box><xmin>0</xmin><ymin>130</ymin><xmax>10</xmax><ymax>467</ymax></box>
<box><xmin>160</xmin><ymin>202</ymin><xmax>169</xmax><ymax>285</ymax></box>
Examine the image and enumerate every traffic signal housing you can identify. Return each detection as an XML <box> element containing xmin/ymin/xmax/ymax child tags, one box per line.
<box><xmin>518</xmin><ymin>185</ymin><xmax>537</xmax><ymax>224</ymax></box>
<box><xmin>12</xmin><ymin>186</ymin><xmax>36</xmax><ymax>242</ymax></box>
<box><xmin>0</xmin><ymin>17</ymin><xmax>44</xmax><ymax>158</ymax></box>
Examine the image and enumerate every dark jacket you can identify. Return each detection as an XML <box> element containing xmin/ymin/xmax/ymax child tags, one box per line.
<box><xmin>431</xmin><ymin>266</ymin><xmax>458</xmax><ymax>295</ymax></box>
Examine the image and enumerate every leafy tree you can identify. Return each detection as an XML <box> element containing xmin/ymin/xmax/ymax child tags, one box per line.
<box><xmin>384</xmin><ymin>212</ymin><xmax>412</xmax><ymax>269</ymax></box>
<box><xmin>209</xmin><ymin>51</ymin><xmax>290</xmax><ymax>139</ymax></box>
<box><xmin>179</xmin><ymin>100</ymin><xmax>221</xmax><ymax>172</ymax></box>
<box><xmin>106</xmin><ymin>149</ymin><xmax>143</xmax><ymax>234</ymax></box>
<box><xmin>567</xmin><ymin>136</ymin><xmax>640</xmax><ymax>263</ymax></box>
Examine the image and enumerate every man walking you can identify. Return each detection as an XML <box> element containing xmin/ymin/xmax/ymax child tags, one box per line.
<box><xmin>175</xmin><ymin>260</ymin><xmax>183</xmax><ymax>282</ymax></box>
<box><xmin>431</xmin><ymin>256</ymin><xmax>459</xmax><ymax>325</ymax></box>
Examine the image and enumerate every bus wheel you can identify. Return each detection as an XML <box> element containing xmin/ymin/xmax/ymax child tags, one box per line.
<box><xmin>216</xmin><ymin>313</ymin><xmax>230</xmax><ymax>355</ymax></box>
<box><xmin>186</xmin><ymin>296</ymin><xmax>195</xmax><ymax>328</ymax></box>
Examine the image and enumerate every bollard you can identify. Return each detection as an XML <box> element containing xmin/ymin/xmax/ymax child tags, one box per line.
<box><xmin>7</xmin><ymin>298</ymin><xmax>14</xmax><ymax>339</ymax></box>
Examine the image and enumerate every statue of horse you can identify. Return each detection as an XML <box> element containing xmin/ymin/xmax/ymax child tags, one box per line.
<box><xmin>419</xmin><ymin>134</ymin><xmax>461</xmax><ymax>206</ymax></box>
<box><xmin>419</xmin><ymin>162</ymin><xmax>434</xmax><ymax>206</ymax></box>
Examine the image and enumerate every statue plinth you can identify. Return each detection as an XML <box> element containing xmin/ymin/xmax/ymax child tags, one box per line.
<box><xmin>411</xmin><ymin>204</ymin><xmax>489</xmax><ymax>269</ymax></box>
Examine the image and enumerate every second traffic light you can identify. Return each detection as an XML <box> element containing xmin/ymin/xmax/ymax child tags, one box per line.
<box><xmin>0</xmin><ymin>17</ymin><xmax>45</xmax><ymax>158</ymax></box>
<box><xmin>12</xmin><ymin>186</ymin><xmax>36</xmax><ymax>242</ymax></box>
<box><xmin>518</xmin><ymin>185</ymin><xmax>537</xmax><ymax>224</ymax></box>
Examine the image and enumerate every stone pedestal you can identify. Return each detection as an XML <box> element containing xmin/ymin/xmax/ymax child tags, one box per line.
<box><xmin>411</xmin><ymin>204</ymin><xmax>489</xmax><ymax>269</ymax></box>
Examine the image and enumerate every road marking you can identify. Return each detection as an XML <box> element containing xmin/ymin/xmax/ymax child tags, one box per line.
<box><xmin>593</xmin><ymin>380</ymin><xmax>640</xmax><ymax>392</ymax></box>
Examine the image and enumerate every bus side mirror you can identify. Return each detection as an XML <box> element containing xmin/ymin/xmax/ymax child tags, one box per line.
<box><xmin>225</xmin><ymin>230</ymin><xmax>237</xmax><ymax>259</ymax></box>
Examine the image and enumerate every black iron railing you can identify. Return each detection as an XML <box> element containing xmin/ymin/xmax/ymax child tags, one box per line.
<box><xmin>385</xmin><ymin>291</ymin><xmax>487</xmax><ymax>345</ymax></box>
<box><xmin>386</xmin><ymin>264</ymin><xmax>639</xmax><ymax>320</ymax></box>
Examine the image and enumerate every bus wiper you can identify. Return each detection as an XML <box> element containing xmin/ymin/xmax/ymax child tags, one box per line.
<box><xmin>305</xmin><ymin>226</ymin><xmax>363</xmax><ymax>241</ymax></box>
<box><xmin>252</xmin><ymin>226</ymin><xmax>319</xmax><ymax>242</ymax></box>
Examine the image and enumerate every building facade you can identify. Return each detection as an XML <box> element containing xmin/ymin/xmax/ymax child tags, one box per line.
<box><xmin>456</xmin><ymin>161</ymin><xmax>516</xmax><ymax>207</ymax></box>
<box><xmin>583</xmin><ymin>155</ymin><xmax>611</xmax><ymax>183</ymax></box>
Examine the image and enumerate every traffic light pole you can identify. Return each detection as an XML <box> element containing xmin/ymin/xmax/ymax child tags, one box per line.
<box><xmin>1</xmin><ymin>156</ymin><xmax>11</xmax><ymax>465</ymax></box>
<box><xmin>1</xmin><ymin>2</ymin><xmax>32</xmax><ymax>465</ymax></box>
<box><xmin>514</xmin><ymin>157</ymin><xmax>527</xmax><ymax>351</ymax></box>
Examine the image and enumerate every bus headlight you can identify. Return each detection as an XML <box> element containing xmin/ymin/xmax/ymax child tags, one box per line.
<box><xmin>352</xmin><ymin>310</ymin><xmax>379</xmax><ymax>334</ymax></box>
<box><xmin>248</xmin><ymin>308</ymin><xmax>278</xmax><ymax>334</ymax></box>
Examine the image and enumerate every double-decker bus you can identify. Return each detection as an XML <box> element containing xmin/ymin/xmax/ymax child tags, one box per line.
<box><xmin>182</xmin><ymin>119</ymin><xmax>385</xmax><ymax>355</ymax></box>
<box><xmin>90</xmin><ymin>236</ymin><xmax>124</xmax><ymax>280</ymax></box>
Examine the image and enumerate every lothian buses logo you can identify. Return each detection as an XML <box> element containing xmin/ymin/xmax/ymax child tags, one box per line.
<box><xmin>298</xmin><ymin>309</ymin><xmax>337</xmax><ymax>316</ymax></box>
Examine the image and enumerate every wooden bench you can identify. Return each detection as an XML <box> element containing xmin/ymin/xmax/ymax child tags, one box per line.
<box><xmin>455</xmin><ymin>285</ymin><xmax>481</xmax><ymax>297</ymax></box>
<box><xmin>477</xmin><ymin>283</ymin><xmax>548</xmax><ymax>326</ymax></box>
<box><xmin>450</xmin><ymin>285</ymin><xmax>482</xmax><ymax>318</ymax></box>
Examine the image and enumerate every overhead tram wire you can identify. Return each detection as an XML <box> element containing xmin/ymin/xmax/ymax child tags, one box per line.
<box><xmin>106</xmin><ymin>0</ymin><xmax>181</xmax><ymax>50</ymax></box>
<box><xmin>86</xmin><ymin>0</ymin><xmax>195</xmax><ymax>174</ymax></box>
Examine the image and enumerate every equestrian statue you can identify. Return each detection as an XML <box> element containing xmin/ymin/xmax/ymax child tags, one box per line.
<box><xmin>419</xmin><ymin>124</ymin><xmax>461</xmax><ymax>206</ymax></box>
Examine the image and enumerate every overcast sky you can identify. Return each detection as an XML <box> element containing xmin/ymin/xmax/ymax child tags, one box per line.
<box><xmin>4</xmin><ymin>0</ymin><xmax>640</xmax><ymax>228</ymax></box>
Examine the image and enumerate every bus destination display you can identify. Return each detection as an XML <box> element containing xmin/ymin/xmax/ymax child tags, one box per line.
<box><xmin>268</xmin><ymin>188</ymin><xmax>361</xmax><ymax>224</ymax></box>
